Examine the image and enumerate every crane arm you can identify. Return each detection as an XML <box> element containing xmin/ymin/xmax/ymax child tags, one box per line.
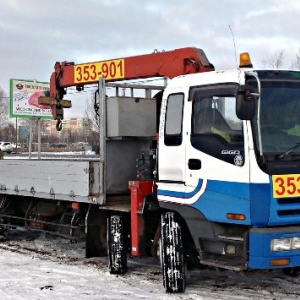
<box><xmin>48</xmin><ymin>47</ymin><xmax>214</xmax><ymax>100</ymax></box>
<box><xmin>38</xmin><ymin>47</ymin><xmax>214</xmax><ymax>130</ymax></box>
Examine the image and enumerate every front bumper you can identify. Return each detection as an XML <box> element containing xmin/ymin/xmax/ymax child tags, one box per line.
<box><xmin>249</xmin><ymin>226</ymin><xmax>300</xmax><ymax>269</ymax></box>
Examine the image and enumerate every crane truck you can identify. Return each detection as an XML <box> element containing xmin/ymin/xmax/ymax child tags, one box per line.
<box><xmin>2</xmin><ymin>47</ymin><xmax>300</xmax><ymax>293</ymax></box>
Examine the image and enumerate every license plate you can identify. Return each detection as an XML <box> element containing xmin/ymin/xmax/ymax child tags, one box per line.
<box><xmin>272</xmin><ymin>174</ymin><xmax>300</xmax><ymax>198</ymax></box>
<box><xmin>74</xmin><ymin>59</ymin><xmax>125</xmax><ymax>83</ymax></box>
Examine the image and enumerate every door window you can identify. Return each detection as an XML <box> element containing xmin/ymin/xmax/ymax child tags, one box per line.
<box><xmin>190</xmin><ymin>84</ymin><xmax>244</xmax><ymax>166</ymax></box>
<box><xmin>164</xmin><ymin>93</ymin><xmax>184</xmax><ymax>146</ymax></box>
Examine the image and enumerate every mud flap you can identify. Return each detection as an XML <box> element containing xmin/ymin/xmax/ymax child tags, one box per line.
<box><xmin>85</xmin><ymin>205</ymin><xmax>108</xmax><ymax>258</ymax></box>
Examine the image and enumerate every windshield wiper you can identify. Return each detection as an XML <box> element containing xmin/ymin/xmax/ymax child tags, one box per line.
<box><xmin>276</xmin><ymin>143</ymin><xmax>300</xmax><ymax>160</ymax></box>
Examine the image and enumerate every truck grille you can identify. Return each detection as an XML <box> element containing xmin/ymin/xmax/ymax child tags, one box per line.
<box><xmin>278</xmin><ymin>198</ymin><xmax>300</xmax><ymax>204</ymax></box>
<box><xmin>278</xmin><ymin>209</ymin><xmax>300</xmax><ymax>216</ymax></box>
<box><xmin>275</xmin><ymin>197</ymin><xmax>300</xmax><ymax>218</ymax></box>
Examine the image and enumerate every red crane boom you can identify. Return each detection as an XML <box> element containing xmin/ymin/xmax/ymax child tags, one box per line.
<box><xmin>39</xmin><ymin>47</ymin><xmax>214</xmax><ymax>129</ymax></box>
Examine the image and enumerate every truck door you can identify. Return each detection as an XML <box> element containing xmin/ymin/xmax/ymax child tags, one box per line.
<box><xmin>158</xmin><ymin>92</ymin><xmax>186</xmax><ymax>184</ymax></box>
<box><xmin>185</xmin><ymin>83</ymin><xmax>250</xmax><ymax>210</ymax></box>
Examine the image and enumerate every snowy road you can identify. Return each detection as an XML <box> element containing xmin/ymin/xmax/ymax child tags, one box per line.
<box><xmin>0</xmin><ymin>249</ymin><xmax>167</xmax><ymax>300</ymax></box>
<box><xmin>0</xmin><ymin>230</ymin><xmax>299</xmax><ymax>300</ymax></box>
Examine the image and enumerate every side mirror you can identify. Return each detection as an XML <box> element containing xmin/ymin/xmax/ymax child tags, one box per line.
<box><xmin>236</xmin><ymin>85</ymin><xmax>256</xmax><ymax>120</ymax></box>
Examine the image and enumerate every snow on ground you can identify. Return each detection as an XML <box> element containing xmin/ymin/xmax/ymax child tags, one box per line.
<box><xmin>0</xmin><ymin>249</ymin><xmax>171</xmax><ymax>300</ymax></box>
<box><xmin>4</xmin><ymin>150</ymin><xmax>97</xmax><ymax>160</ymax></box>
<box><xmin>0</xmin><ymin>230</ymin><xmax>299</xmax><ymax>300</ymax></box>
<box><xmin>0</xmin><ymin>237</ymin><xmax>201</xmax><ymax>300</ymax></box>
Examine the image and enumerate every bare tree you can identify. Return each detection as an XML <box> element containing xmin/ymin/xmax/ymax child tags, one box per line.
<box><xmin>261</xmin><ymin>50</ymin><xmax>286</xmax><ymax>68</ymax></box>
<box><xmin>0</xmin><ymin>87</ymin><xmax>16</xmax><ymax>140</ymax></box>
<box><xmin>290</xmin><ymin>49</ymin><xmax>300</xmax><ymax>69</ymax></box>
<box><xmin>85</xmin><ymin>93</ymin><xmax>100</xmax><ymax>133</ymax></box>
<box><xmin>0</xmin><ymin>87</ymin><xmax>10</xmax><ymax>127</ymax></box>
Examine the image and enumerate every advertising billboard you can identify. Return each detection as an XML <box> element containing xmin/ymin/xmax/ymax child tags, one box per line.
<box><xmin>10</xmin><ymin>79</ymin><xmax>52</xmax><ymax>118</ymax></box>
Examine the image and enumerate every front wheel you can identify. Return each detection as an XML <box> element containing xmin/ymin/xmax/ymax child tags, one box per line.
<box><xmin>161</xmin><ymin>212</ymin><xmax>186</xmax><ymax>293</ymax></box>
<box><xmin>107</xmin><ymin>215</ymin><xmax>127</xmax><ymax>274</ymax></box>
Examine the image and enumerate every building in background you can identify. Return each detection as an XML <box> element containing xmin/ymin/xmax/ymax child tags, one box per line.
<box><xmin>17</xmin><ymin>117</ymin><xmax>95</xmax><ymax>146</ymax></box>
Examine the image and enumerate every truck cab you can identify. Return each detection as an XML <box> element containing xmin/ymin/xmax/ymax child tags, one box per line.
<box><xmin>157</xmin><ymin>62</ymin><xmax>300</xmax><ymax>292</ymax></box>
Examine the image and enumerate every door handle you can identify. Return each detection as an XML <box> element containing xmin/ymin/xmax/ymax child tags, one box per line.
<box><xmin>188</xmin><ymin>159</ymin><xmax>201</xmax><ymax>170</ymax></box>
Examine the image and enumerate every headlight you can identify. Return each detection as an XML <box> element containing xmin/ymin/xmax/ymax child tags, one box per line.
<box><xmin>271</xmin><ymin>237</ymin><xmax>300</xmax><ymax>251</ymax></box>
<box><xmin>271</xmin><ymin>238</ymin><xmax>292</xmax><ymax>251</ymax></box>
<box><xmin>292</xmin><ymin>237</ymin><xmax>300</xmax><ymax>250</ymax></box>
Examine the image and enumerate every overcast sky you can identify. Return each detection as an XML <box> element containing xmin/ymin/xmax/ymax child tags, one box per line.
<box><xmin>1</xmin><ymin>0</ymin><xmax>299</xmax><ymax>118</ymax></box>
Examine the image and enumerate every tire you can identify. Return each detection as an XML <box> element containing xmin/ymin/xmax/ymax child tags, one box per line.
<box><xmin>107</xmin><ymin>215</ymin><xmax>127</xmax><ymax>274</ymax></box>
<box><xmin>161</xmin><ymin>212</ymin><xmax>186</xmax><ymax>293</ymax></box>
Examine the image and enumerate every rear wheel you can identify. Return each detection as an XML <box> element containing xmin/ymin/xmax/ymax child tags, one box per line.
<box><xmin>161</xmin><ymin>212</ymin><xmax>186</xmax><ymax>293</ymax></box>
<box><xmin>107</xmin><ymin>214</ymin><xmax>127</xmax><ymax>274</ymax></box>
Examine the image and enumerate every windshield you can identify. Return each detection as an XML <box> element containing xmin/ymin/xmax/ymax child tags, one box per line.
<box><xmin>248</xmin><ymin>71</ymin><xmax>300</xmax><ymax>158</ymax></box>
